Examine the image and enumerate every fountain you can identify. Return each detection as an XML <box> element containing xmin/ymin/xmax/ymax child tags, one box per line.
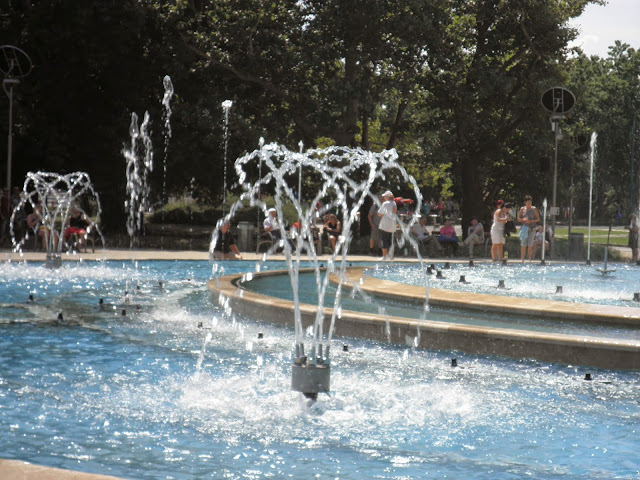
<box><xmin>9</xmin><ymin>171</ymin><xmax>103</xmax><ymax>267</ymax></box>
<box><xmin>123</xmin><ymin>111</ymin><xmax>153</xmax><ymax>249</ymax></box>
<box><xmin>586</xmin><ymin>131</ymin><xmax>596</xmax><ymax>265</ymax></box>
<box><xmin>123</xmin><ymin>75</ymin><xmax>174</xmax><ymax>249</ymax></box>
<box><xmin>161</xmin><ymin>75</ymin><xmax>174</xmax><ymax>213</ymax></box>
<box><xmin>3</xmin><ymin>259</ymin><xmax>640</xmax><ymax>479</ymax></box>
<box><xmin>210</xmin><ymin>141</ymin><xmax>426</xmax><ymax>399</ymax></box>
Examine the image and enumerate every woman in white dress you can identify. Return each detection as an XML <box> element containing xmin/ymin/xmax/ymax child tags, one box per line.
<box><xmin>490</xmin><ymin>201</ymin><xmax>512</xmax><ymax>261</ymax></box>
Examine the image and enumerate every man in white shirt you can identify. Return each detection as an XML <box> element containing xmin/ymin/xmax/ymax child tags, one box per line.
<box><xmin>263</xmin><ymin>208</ymin><xmax>282</xmax><ymax>242</ymax></box>
<box><xmin>377</xmin><ymin>190</ymin><xmax>397</xmax><ymax>260</ymax></box>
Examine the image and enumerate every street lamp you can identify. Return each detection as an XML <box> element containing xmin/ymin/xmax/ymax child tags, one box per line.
<box><xmin>1</xmin><ymin>45</ymin><xmax>32</xmax><ymax>197</ymax></box>
<box><xmin>631</xmin><ymin>108</ymin><xmax>640</xmax><ymax>214</ymax></box>
<box><xmin>541</xmin><ymin>87</ymin><xmax>576</xmax><ymax>256</ymax></box>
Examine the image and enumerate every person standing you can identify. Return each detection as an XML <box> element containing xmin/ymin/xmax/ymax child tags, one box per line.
<box><xmin>367</xmin><ymin>196</ymin><xmax>382</xmax><ymax>255</ymax></box>
<box><xmin>462</xmin><ymin>216</ymin><xmax>484</xmax><ymax>258</ymax></box>
<box><xmin>490</xmin><ymin>201</ymin><xmax>511</xmax><ymax>261</ymax></box>
<box><xmin>377</xmin><ymin>190</ymin><xmax>397</xmax><ymax>261</ymax></box>
<box><xmin>625</xmin><ymin>214</ymin><xmax>639</xmax><ymax>262</ymax></box>
<box><xmin>517</xmin><ymin>195</ymin><xmax>540</xmax><ymax>261</ymax></box>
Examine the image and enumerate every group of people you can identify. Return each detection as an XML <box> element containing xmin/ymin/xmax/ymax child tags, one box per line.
<box><xmin>215</xmin><ymin>192</ymin><xmax>640</xmax><ymax>264</ymax></box>
<box><xmin>22</xmin><ymin>203</ymin><xmax>92</xmax><ymax>251</ymax></box>
<box><xmin>489</xmin><ymin>195</ymin><xmax>552</xmax><ymax>262</ymax></box>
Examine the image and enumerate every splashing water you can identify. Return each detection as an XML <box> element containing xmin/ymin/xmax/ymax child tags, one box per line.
<box><xmin>210</xmin><ymin>141</ymin><xmax>428</xmax><ymax>396</ymax></box>
<box><xmin>221</xmin><ymin>100</ymin><xmax>233</xmax><ymax>213</ymax></box>
<box><xmin>161</xmin><ymin>75</ymin><xmax>174</xmax><ymax>213</ymax></box>
<box><xmin>10</xmin><ymin>172</ymin><xmax>104</xmax><ymax>264</ymax></box>
<box><xmin>123</xmin><ymin>111</ymin><xmax>153</xmax><ymax>249</ymax></box>
<box><xmin>587</xmin><ymin>132</ymin><xmax>597</xmax><ymax>262</ymax></box>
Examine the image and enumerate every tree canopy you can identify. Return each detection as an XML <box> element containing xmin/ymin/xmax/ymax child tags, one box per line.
<box><xmin>1</xmin><ymin>0</ymin><xmax>638</xmax><ymax>233</ymax></box>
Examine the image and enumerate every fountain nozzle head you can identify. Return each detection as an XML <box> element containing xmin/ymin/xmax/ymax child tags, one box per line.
<box><xmin>634</xmin><ymin>293</ymin><xmax>640</xmax><ymax>302</ymax></box>
<box><xmin>444</xmin><ymin>262</ymin><xmax>450</xmax><ymax>269</ymax></box>
<box><xmin>436</xmin><ymin>270</ymin><xmax>444</xmax><ymax>279</ymax></box>
<box><xmin>556</xmin><ymin>286</ymin><xmax>563</xmax><ymax>294</ymax></box>
<box><xmin>197</xmin><ymin>321</ymin><xmax>203</xmax><ymax>328</ymax></box>
<box><xmin>28</xmin><ymin>294</ymin><xmax>34</xmax><ymax>303</ymax></box>
<box><xmin>57</xmin><ymin>312</ymin><xmax>63</xmax><ymax>322</ymax></box>
<box><xmin>498</xmin><ymin>279</ymin><xmax>506</xmax><ymax>289</ymax></box>
<box><xmin>343</xmin><ymin>344</ymin><xmax>349</xmax><ymax>352</ymax></box>
<box><xmin>584</xmin><ymin>373</ymin><xmax>592</xmax><ymax>381</ymax></box>
<box><xmin>257</xmin><ymin>332</ymin><xmax>264</xmax><ymax>339</ymax></box>
<box><xmin>451</xmin><ymin>358</ymin><xmax>457</xmax><ymax>367</ymax></box>
<box><xmin>121</xmin><ymin>309</ymin><xmax>126</xmax><ymax>316</ymax></box>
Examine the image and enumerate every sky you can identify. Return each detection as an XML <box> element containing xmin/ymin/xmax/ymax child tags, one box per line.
<box><xmin>568</xmin><ymin>0</ymin><xmax>640</xmax><ymax>57</ymax></box>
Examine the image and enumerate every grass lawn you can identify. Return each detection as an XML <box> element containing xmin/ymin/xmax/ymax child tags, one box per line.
<box><xmin>554</xmin><ymin>226</ymin><xmax>629</xmax><ymax>246</ymax></box>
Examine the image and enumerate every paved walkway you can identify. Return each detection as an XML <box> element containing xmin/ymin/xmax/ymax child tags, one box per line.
<box><xmin>0</xmin><ymin>245</ymin><xmax>633</xmax><ymax>263</ymax></box>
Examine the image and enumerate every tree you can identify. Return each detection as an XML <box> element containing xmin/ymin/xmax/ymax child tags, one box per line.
<box><xmin>416</xmin><ymin>0</ymin><xmax>595</xmax><ymax>227</ymax></box>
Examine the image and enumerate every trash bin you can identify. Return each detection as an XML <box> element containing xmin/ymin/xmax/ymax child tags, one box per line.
<box><xmin>237</xmin><ymin>222</ymin><xmax>255</xmax><ymax>252</ymax></box>
<box><xmin>568</xmin><ymin>233</ymin><xmax>584</xmax><ymax>259</ymax></box>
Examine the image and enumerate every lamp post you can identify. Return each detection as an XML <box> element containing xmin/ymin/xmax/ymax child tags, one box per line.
<box><xmin>631</xmin><ymin>109</ymin><xmax>640</xmax><ymax>214</ymax></box>
<box><xmin>541</xmin><ymin>87</ymin><xmax>575</xmax><ymax>257</ymax></box>
<box><xmin>1</xmin><ymin>46</ymin><xmax>32</xmax><ymax>197</ymax></box>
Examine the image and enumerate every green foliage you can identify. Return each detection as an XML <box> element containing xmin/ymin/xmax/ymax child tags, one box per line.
<box><xmin>4</xmin><ymin>0</ymin><xmax>631</xmax><ymax>245</ymax></box>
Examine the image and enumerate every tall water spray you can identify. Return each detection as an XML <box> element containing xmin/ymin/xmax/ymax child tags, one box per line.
<box><xmin>10</xmin><ymin>171</ymin><xmax>104</xmax><ymax>267</ymax></box>
<box><xmin>161</xmin><ymin>75</ymin><xmax>174</xmax><ymax>213</ymax></box>
<box><xmin>210</xmin><ymin>142</ymin><xmax>427</xmax><ymax>399</ymax></box>
<box><xmin>123</xmin><ymin>111</ymin><xmax>153</xmax><ymax>249</ymax></box>
<box><xmin>221</xmin><ymin>100</ymin><xmax>233</xmax><ymax>214</ymax></box>
<box><xmin>123</xmin><ymin>76</ymin><xmax>174</xmax><ymax>249</ymax></box>
<box><xmin>587</xmin><ymin>132</ymin><xmax>597</xmax><ymax>264</ymax></box>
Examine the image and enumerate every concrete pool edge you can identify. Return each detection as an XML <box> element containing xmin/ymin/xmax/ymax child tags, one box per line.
<box><xmin>207</xmin><ymin>269</ymin><xmax>640</xmax><ymax>370</ymax></box>
<box><xmin>341</xmin><ymin>267</ymin><xmax>640</xmax><ymax>326</ymax></box>
<box><xmin>0</xmin><ymin>458</ymin><xmax>127</xmax><ymax>480</ymax></box>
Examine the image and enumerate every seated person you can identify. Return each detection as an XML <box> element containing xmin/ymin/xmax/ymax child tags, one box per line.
<box><xmin>437</xmin><ymin>218</ymin><xmax>459</xmax><ymax>255</ymax></box>
<box><xmin>411</xmin><ymin>216</ymin><xmax>441</xmax><ymax>256</ymax></box>
<box><xmin>461</xmin><ymin>216</ymin><xmax>484</xmax><ymax>258</ymax></box>
<box><xmin>26</xmin><ymin>204</ymin><xmax>58</xmax><ymax>250</ymax></box>
<box><xmin>532</xmin><ymin>225</ymin><xmax>552</xmax><ymax>259</ymax></box>
<box><xmin>323</xmin><ymin>213</ymin><xmax>342</xmax><ymax>251</ymax></box>
<box><xmin>64</xmin><ymin>207</ymin><xmax>91</xmax><ymax>248</ymax></box>
<box><xmin>263</xmin><ymin>207</ymin><xmax>282</xmax><ymax>242</ymax></box>
<box><xmin>290</xmin><ymin>218</ymin><xmax>320</xmax><ymax>252</ymax></box>
<box><xmin>213</xmin><ymin>221</ymin><xmax>242</xmax><ymax>260</ymax></box>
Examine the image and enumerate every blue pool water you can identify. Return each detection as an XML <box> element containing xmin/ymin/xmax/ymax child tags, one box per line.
<box><xmin>1</xmin><ymin>260</ymin><xmax>639</xmax><ymax>479</ymax></box>
<box><xmin>366</xmin><ymin>262</ymin><xmax>640</xmax><ymax>307</ymax></box>
<box><xmin>243</xmin><ymin>271</ymin><xmax>640</xmax><ymax>340</ymax></box>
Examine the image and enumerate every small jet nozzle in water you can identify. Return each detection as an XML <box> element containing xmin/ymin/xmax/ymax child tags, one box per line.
<box><xmin>57</xmin><ymin>312</ymin><xmax>64</xmax><ymax>322</ymax></box>
<box><xmin>28</xmin><ymin>294</ymin><xmax>34</xmax><ymax>303</ymax></box>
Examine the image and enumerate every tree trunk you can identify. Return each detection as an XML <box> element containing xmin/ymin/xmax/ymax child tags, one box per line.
<box><xmin>340</xmin><ymin>48</ymin><xmax>360</xmax><ymax>147</ymax></box>
<box><xmin>460</xmin><ymin>153</ymin><xmax>485</xmax><ymax>239</ymax></box>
